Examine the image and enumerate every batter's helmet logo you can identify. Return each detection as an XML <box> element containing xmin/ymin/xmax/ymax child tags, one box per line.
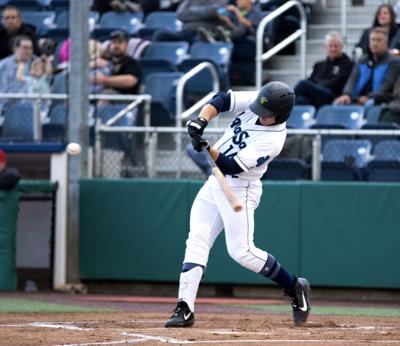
<box><xmin>259</xmin><ymin>96</ymin><xmax>269</xmax><ymax>105</ymax></box>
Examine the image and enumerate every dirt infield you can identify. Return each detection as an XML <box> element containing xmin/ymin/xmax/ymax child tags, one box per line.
<box><xmin>1</xmin><ymin>293</ymin><xmax>400</xmax><ymax>345</ymax></box>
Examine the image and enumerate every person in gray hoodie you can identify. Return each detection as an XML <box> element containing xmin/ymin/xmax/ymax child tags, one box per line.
<box><xmin>153</xmin><ymin>0</ymin><xmax>228</xmax><ymax>43</ymax></box>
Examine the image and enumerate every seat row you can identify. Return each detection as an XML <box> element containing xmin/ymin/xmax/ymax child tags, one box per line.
<box><xmin>287</xmin><ymin>105</ymin><xmax>400</xmax><ymax>130</ymax></box>
<box><xmin>18</xmin><ymin>10</ymin><xmax>180</xmax><ymax>42</ymax></box>
<box><xmin>264</xmin><ymin>139</ymin><xmax>400</xmax><ymax>182</ymax></box>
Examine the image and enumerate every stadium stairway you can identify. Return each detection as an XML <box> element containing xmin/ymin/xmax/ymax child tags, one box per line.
<box><xmin>263</xmin><ymin>1</ymin><xmax>376</xmax><ymax>88</ymax></box>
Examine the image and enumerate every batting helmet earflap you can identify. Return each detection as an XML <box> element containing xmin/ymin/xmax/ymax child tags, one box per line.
<box><xmin>249</xmin><ymin>81</ymin><xmax>295</xmax><ymax>123</ymax></box>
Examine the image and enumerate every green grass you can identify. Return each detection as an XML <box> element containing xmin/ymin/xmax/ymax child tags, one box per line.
<box><xmin>239</xmin><ymin>304</ymin><xmax>400</xmax><ymax>318</ymax></box>
<box><xmin>0</xmin><ymin>298</ymin><xmax>115</xmax><ymax>313</ymax></box>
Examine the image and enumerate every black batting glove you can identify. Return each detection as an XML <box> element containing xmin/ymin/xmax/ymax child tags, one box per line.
<box><xmin>192</xmin><ymin>134</ymin><xmax>210</xmax><ymax>153</ymax></box>
<box><xmin>186</xmin><ymin>117</ymin><xmax>208</xmax><ymax>138</ymax></box>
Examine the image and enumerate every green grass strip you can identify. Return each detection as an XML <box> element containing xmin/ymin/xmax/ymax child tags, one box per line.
<box><xmin>239</xmin><ymin>304</ymin><xmax>400</xmax><ymax>317</ymax></box>
<box><xmin>0</xmin><ymin>298</ymin><xmax>115</xmax><ymax>313</ymax></box>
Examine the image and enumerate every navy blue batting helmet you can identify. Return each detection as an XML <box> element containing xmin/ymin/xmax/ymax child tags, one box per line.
<box><xmin>249</xmin><ymin>81</ymin><xmax>295</xmax><ymax>123</ymax></box>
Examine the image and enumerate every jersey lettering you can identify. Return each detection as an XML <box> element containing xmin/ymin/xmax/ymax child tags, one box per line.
<box><xmin>230</xmin><ymin>117</ymin><xmax>249</xmax><ymax>150</ymax></box>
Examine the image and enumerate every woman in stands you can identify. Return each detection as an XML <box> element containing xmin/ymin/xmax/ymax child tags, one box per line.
<box><xmin>355</xmin><ymin>4</ymin><xmax>400</xmax><ymax>58</ymax></box>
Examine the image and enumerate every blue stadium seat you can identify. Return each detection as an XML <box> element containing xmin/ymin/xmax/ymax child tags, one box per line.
<box><xmin>286</xmin><ymin>105</ymin><xmax>315</xmax><ymax>129</ymax></box>
<box><xmin>367</xmin><ymin>138</ymin><xmax>400</xmax><ymax>181</ymax></box>
<box><xmin>365</xmin><ymin>105</ymin><xmax>382</xmax><ymax>124</ymax></box>
<box><xmin>42</xmin><ymin>103</ymin><xmax>67</xmax><ymax>140</ymax></box>
<box><xmin>262</xmin><ymin>158</ymin><xmax>307</xmax><ymax>180</ymax></box>
<box><xmin>137</xmin><ymin>11</ymin><xmax>181</xmax><ymax>40</ymax></box>
<box><xmin>179</xmin><ymin>42</ymin><xmax>233</xmax><ymax>92</ymax></box>
<box><xmin>374</xmin><ymin>140</ymin><xmax>400</xmax><ymax>161</ymax></box>
<box><xmin>139</xmin><ymin>41</ymin><xmax>189</xmax><ymax>80</ymax></box>
<box><xmin>47</xmin><ymin>0</ymin><xmax>69</xmax><ymax>14</ymax></box>
<box><xmin>321</xmin><ymin>139</ymin><xmax>372</xmax><ymax>181</ymax></box>
<box><xmin>8</xmin><ymin>0</ymin><xmax>43</xmax><ymax>11</ymax></box>
<box><xmin>2</xmin><ymin>102</ymin><xmax>34</xmax><ymax>140</ymax></box>
<box><xmin>97</xmin><ymin>11</ymin><xmax>143</xmax><ymax>35</ymax></box>
<box><xmin>312</xmin><ymin>105</ymin><xmax>364</xmax><ymax>129</ymax></box>
<box><xmin>22</xmin><ymin>11</ymin><xmax>56</xmax><ymax>36</ymax></box>
<box><xmin>144</xmin><ymin>72</ymin><xmax>183</xmax><ymax>126</ymax></box>
<box><xmin>45</xmin><ymin>27</ymin><xmax>68</xmax><ymax>44</ymax></box>
<box><xmin>55</xmin><ymin>10</ymin><xmax>99</xmax><ymax>29</ymax></box>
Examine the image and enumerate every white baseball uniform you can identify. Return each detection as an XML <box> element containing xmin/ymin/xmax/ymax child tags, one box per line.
<box><xmin>179</xmin><ymin>91</ymin><xmax>287</xmax><ymax>311</ymax></box>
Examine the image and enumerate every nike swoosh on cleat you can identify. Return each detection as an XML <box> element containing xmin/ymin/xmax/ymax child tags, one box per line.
<box><xmin>184</xmin><ymin>312</ymin><xmax>192</xmax><ymax>320</ymax></box>
<box><xmin>299</xmin><ymin>292</ymin><xmax>308</xmax><ymax>312</ymax></box>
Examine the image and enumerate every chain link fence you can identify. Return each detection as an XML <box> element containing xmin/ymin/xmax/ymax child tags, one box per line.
<box><xmin>16</xmin><ymin>183</ymin><xmax>57</xmax><ymax>291</ymax></box>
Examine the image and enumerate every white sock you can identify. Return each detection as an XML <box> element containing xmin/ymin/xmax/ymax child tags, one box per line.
<box><xmin>178</xmin><ymin>266</ymin><xmax>203</xmax><ymax>312</ymax></box>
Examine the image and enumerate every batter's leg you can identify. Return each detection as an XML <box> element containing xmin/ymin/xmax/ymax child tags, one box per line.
<box><xmin>213</xmin><ymin>182</ymin><xmax>311</xmax><ymax>325</ymax></box>
<box><xmin>165</xmin><ymin>181</ymin><xmax>223</xmax><ymax>328</ymax></box>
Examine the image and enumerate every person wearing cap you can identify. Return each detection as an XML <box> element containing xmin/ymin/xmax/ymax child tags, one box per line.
<box><xmin>165</xmin><ymin>82</ymin><xmax>311</xmax><ymax>329</ymax></box>
<box><xmin>0</xmin><ymin>150</ymin><xmax>21</xmax><ymax>190</ymax></box>
<box><xmin>90</xmin><ymin>30</ymin><xmax>141</xmax><ymax>96</ymax></box>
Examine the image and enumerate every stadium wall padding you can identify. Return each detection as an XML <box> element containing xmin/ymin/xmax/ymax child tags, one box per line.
<box><xmin>80</xmin><ymin>180</ymin><xmax>400</xmax><ymax>289</ymax></box>
<box><xmin>0</xmin><ymin>190</ymin><xmax>19</xmax><ymax>291</ymax></box>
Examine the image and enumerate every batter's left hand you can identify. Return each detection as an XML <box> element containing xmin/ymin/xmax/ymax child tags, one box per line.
<box><xmin>192</xmin><ymin>134</ymin><xmax>210</xmax><ymax>152</ymax></box>
<box><xmin>186</xmin><ymin>117</ymin><xmax>208</xmax><ymax>138</ymax></box>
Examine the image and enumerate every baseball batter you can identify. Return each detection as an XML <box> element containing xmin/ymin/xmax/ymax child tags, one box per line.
<box><xmin>165</xmin><ymin>81</ymin><xmax>311</xmax><ymax>328</ymax></box>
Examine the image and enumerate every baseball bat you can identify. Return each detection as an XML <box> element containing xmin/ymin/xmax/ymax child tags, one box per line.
<box><xmin>202</xmin><ymin>147</ymin><xmax>243</xmax><ymax>213</ymax></box>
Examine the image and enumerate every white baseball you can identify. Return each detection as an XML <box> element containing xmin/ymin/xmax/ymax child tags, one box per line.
<box><xmin>66</xmin><ymin>142</ymin><xmax>82</xmax><ymax>155</ymax></box>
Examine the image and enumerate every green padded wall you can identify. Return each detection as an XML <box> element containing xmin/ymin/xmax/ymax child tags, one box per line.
<box><xmin>0</xmin><ymin>190</ymin><xmax>19</xmax><ymax>290</ymax></box>
<box><xmin>80</xmin><ymin>180</ymin><xmax>400</xmax><ymax>288</ymax></box>
<box><xmin>301</xmin><ymin>182</ymin><xmax>400</xmax><ymax>288</ymax></box>
<box><xmin>80</xmin><ymin>179</ymin><xmax>300</xmax><ymax>285</ymax></box>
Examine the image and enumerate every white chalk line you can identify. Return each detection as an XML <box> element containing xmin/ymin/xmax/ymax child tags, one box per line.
<box><xmin>2</xmin><ymin>321</ymin><xmax>400</xmax><ymax>345</ymax></box>
<box><xmin>56</xmin><ymin>339</ymin><xmax>149</xmax><ymax>346</ymax></box>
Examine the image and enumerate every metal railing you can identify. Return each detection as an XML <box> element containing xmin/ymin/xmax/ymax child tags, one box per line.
<box><xmin>174</xmin><ymin>61</ymin><xmax>220</xmax><ymax>178</ymax></box>
<box><xmin>256</xmin><ymin>0</ymin><xmax>307</xmax><ymax>89</ymax></box>
<box><xmin>96</xmin><ymin>125</ymin><xmax>400</xmax><ymax>180</ymax></box>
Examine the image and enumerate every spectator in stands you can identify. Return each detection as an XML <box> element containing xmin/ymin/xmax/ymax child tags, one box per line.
<box><xmin>89</xmin><ymin>39</ymin><xmax>111</xmax><ymax>94</ymax></box>
<box><xmin>201</xmin><ymin>0</ymin><xmax>263</xmax><ymax>43</ymax></box>
<box><xmin>0</xmin><ymin>150</ymin><xmax>21</xmax><ymax>191</ymax></box>
<box><xmin>92</xmin><ymin>0</ymin><xmax>142</xmax><ymax>14</ymax></box>
<box><xmin>153</xmin><ymin>0</ymin><xmax>229</xmax><ymax>43</ymax></box>
<box><xmin>294</xmin><ymin>32</ymin><xmax>353</xmax><ymax>108</ymax></box>
<box><xmin>0</xmin><ymin>6</ymin><xmax>40</xmax><ymax>60</ymax></box>
<box><xmin>100</xmin><ymin>37</ymin><xmax>150</xmax><ymax>61</ymax></box>
<box><xmin>16</xmin><ymin>57</ymin><xmax>52</xmax><ymax>94</ymax></box>
<box><xmin>0</xmin><ymin>35</ymin><xmax>35</xmax><ymax>112</ymax></box>
<box><xmin>335</xmin><ymin>27</ymin><xmax>400</xmax><ymax>107</ymax></box>
<box><xmin>379</xmin><ymin>74</ymin><xmax>400</xmax><ymax>124</ymax></box>
<box><xmin>355</xmin><ymin>4</ymin><xmax>400</xmax><ymax>58</ymax></box>
<box><xmin>90</xmin><ymin>30</ymin><xmax>141</xmax><ymax>96</ymax></box>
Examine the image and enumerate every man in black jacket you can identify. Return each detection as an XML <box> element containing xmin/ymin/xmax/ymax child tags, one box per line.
<box><xmin>0</xmin><ymin>6</ymin><xmax>40</xmax><ymax>59</ymax></box>
<box><xmin>0</xmin><ymin>150</ymin><xmax>20</xmax><ymax>190</ymax></box>
<box><xmin>294</xmin><ymin>32</ymin><xmax>353</xmax><ymax>108</ymax></box>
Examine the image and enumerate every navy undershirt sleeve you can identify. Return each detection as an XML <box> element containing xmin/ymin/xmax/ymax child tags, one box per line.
<box><xmin>208</xmin><ymin>92</ymin><xmax>231</xmax><ymax>113</ymax></box>
<box><xmin>215</xmin><ymin>153</ymin><xmax>243</xmax><ymax>175</ymax></box>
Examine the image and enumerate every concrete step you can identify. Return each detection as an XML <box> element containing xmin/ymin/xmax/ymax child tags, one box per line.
<box><xmin>323</xmin><ymin>0</ymin><xmax>380</xmax><ymax>8</ymax></box>
<box><xmin>307</xmin><ymin>24</ymin><xmax>364</xmax><ymax>41</ymax></box>
<box><xmin>311</xmin><ymin>9</ymin><xmax>373</xmax><ymax>25</ymax></box>
<box><xmin>262</xmin><ymin>69</ymin><xmax>301</xmax><ymax>87</ymax></box>
<box><xmin>267</xmin><ymin>55</ymin><xmax>315</xmax><ymax>70</ymax></box>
